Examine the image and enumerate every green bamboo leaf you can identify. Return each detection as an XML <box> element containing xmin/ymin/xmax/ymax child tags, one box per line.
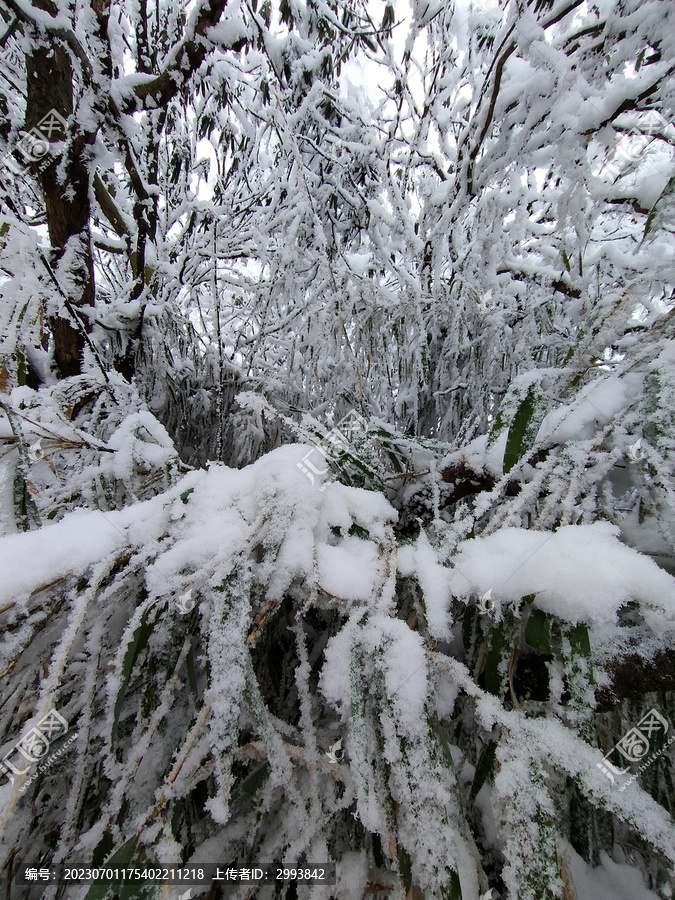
<box><xmin>112</xmin><ymin>603</ymin><xmax>161</xmax><ymax>743</ymax></box>
<box><xmin>488</xmin><ymin>380</ymin><xmax>548</xmax><ymax>464</ymax></box>
<box><xmin>381</xmin><ymin>2</ymin><xmax>395</xmax><ymax>32</ymax></box>
<box><xmin>525</xmin><ymin>609</ymin><xmax>553</xmax><ymax>654</ymax></box>
<box><xmin>469</xmin><ymin>740</ymin><xmax>497</xmax><ymax>806</ymax></box>
<box><xmin>484</xmin><ymin>622</ymin><xmax>510</xmax><ymax>697</ymax></box>
<box><xmin>84</xmin><ymin>836</ymin><xmax>139</xmax><ymax>900</ymax></box>
<box><xmin>568</xmin><ymin>623</ymin><xmax>594</xmax><ymax>683</ymax></box>
<box><xmin>397</xmin><ymin>844</ymin><xmax>413</xmax><ymax>893</ymax></box>
<box><xmin>13</xmin><ymin>461</ymin><xmax>40</xmax><ymax>531</ymax></box>
<box><xmin>487</xmin><ymin>407</ymin><xmax>506</xmax><ymax>447</ymax></box>
<box><xmin>83</xmin><ymin>879</ymin><xmax>114</xmax><ymax>899</ymax></box>
<box><xmin>386</xmin><ymin>447</ymin><xmax>404</xmax><ymax>473</ymax></box>
<box><xmin>91</xmin><ymin>829</ymin><xmax>114</xmax><ymax>867</ymax></box>
<box><xmin>429</xmin><ymin>715</ymin><xmax>454</xmax><ymax>771</ymax></box>
<box><xmin>462</xmin><ymin>602</ymin><xmax>480</xmax><ymax>657</ymax></box>
<box><xmin>231</xmin><ymin>762</ymin><xmax>270</xmax><ymax>815</ymax></box>
<box><xmin>120</xmin><ymin>883</ymin><xmax>154</xmax><ymax>900</ymax></box>
<box><xmin>441</xmin><ymin>869</ymin><xmax>463</xmax><ymax>900</ymax></box>
<box><xmin>503</xmin><ymin>387</ymin><xmax>538</xmax><ymax>474</ymax></box>
<box><xmin>568</xmin><ymin>623</ymin><xmax>591</xmax><ymax>658</ymax></box>
<box><xmin>16</xmin><ymin>348</ymin><xmax>26</xmax><ymax>386</ymax></box>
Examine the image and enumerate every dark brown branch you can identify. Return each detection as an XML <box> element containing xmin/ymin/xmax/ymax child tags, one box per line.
<box><xmin>122</xmin><ymin>0</ymin><xmax>246</xmax><ymax>113</ymax></box>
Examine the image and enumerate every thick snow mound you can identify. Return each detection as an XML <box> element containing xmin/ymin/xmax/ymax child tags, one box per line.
<box><xmin>448</xmin><ymin>522</ymin><xmax>675</xmax><ymax>624</ymax></box>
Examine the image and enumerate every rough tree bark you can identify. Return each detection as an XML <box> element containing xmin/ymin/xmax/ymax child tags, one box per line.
<box><xmin>24</xmin><ymin>0</ymin><xmax>95</xmax><ymax>379</ymax></box>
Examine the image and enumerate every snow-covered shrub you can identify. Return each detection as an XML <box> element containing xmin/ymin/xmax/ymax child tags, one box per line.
<box><xmin>1</xmin><ymin>381</ymin><xmax>674</xmax><ymax>898</ymax></box>
<box><xmin>0</xmin><ymin>374</ymin><xmax>186</xmax><ymax>534</ymax></box>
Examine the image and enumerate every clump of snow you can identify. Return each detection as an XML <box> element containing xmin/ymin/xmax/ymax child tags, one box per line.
<box><xmin>448</xmin><ymin>522</ymin><xmax>675</xmax><ymax>625</ymax></box>
<box><xmin>204</xmin><ymin>2</ymin><xmax>249</xmax><ymax>48</ymax></box>
<box><xmin>332</xmin><ymin>850</ymin><xmax>369</xmax><ymax>899</ymax></box>
<box><xmin>0</xmin><ymin>508</ymin><xmax>129</xmax><ymax>610</ymax></box>
<box><xmin>536</xmin><ymin>375</ymin><xmax>643</xmax><ymax>446</ymax></box>
<box><xmin>105</xmin><ymin>411</ymin><xmax>176</xmax><ymax>482</ymax></box>
<box><xmin>0</xmin><ymin>443</ymin><xmax>400</xmax><ymax>620</ymax></box>
<box><xmin>561</xmin><ymin>841</ymin><xmax>662</xmax><ymax>900</ymax></box>
<box><xmin>316</xmin><ymin>537</ymin><xmax>383</xmax><ymax>603</ymax></box>
<box><xmin>397</xmin><ymin>530</ymin><xmax>453</xmax><ymax>640</ymax></box>
<box><xmin>320</xmin><ymin>611</ymin><xmax>429</xmax><ymax>741</ymax></box>
<box><xmin>344</xmin><ymin>251</ymin><xmax>372</xmax><ymax>276</ymax></box>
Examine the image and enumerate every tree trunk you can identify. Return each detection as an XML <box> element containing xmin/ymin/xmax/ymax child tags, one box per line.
<box><xmin>25</xmin><ymin>1</ymin><xmax>95</xmax><ymax>379</ymax></box>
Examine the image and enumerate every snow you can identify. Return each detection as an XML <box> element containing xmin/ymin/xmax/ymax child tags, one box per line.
<box><xmin>321</xmin><ymin>611</ymin><xmax>429</xmax><ymax>741</ymax></box>
<box><xmin>562</xmin><ymin>842</ymin><xmax>662</xmax><ymax>900</ymax></box>
<box><xmin>105</xmin><ymin>411</ymin><xmax>176</xmax><ymax>482</ymax></box>
<box><xmin>397</xmin><ymin>530</ymin><xmax>453</xmax><ymax>640</ymax></box>
<box><xmin>332</xmin><ymin>850</ymin><xmax>369</xmax><ymax>899</ymax></box>
<box><xmin>204</xmin><ymin>3</ymin><xmax>249</xmax><ymax>48</ymax></box>
<box><xmin>3</xmin><ymin>0</ymin><xmax>675</xmax><ymax>895</ymax></box>
<box><xmin>448</xmin><ymin>522</ymin><xmax>675</xmax><ymax>625</ymax></box>
<box><xmin>316</xmin><ymin>537</ymin><xmax>383</xmax><ymax>603</ymax></box>
<box><xmin>343</xmin><ymin>251</ymin><xmax>372</xmax><ymax>276</ymax></box>
<box><xmin>0</xmin><ymin>509</ymin><xmax>128</xmax><ymax>609</ymax></box>
<box><xmin>536</xmin><ymin>374</ymin><xmax>643</xmax><ymax>446</ymax></box>
<box><xmin>0</xmin><ymin>444</ymin><xmax>400</xmax><ymax>618</ymax></box>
